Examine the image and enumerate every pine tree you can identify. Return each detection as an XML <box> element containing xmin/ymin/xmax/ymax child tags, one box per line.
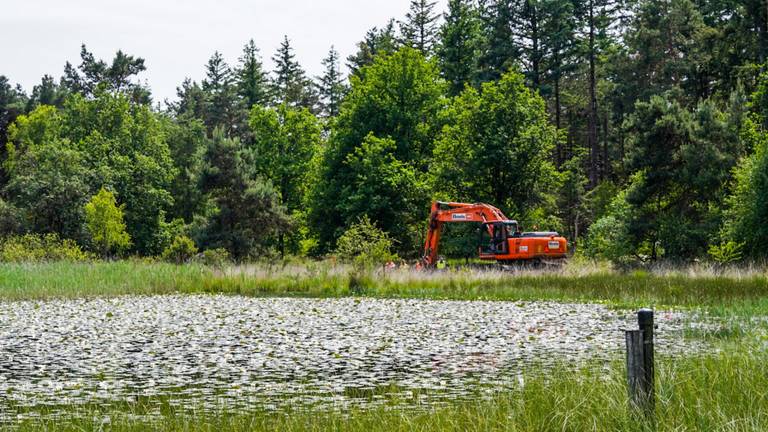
<box><xmin>202</xmin><ymin>51</ymin><xmax>240</xmax><ymax>135</ymax></box>
<box><xmin>235</xmin><ymin>39</ymin><xmax>269</xmax><ymax>109</ymax></box>
<box><xmin>347</xmin><ymin>21</ymin><xmax>399</xmax><ymax>77</ymax></box>
<box><xmin>511</xmin><ymin>0</ymin><xmax>545</xmax><ymax>90</ymax></box>
<box><xmin>438</xmin><ymin>0</ymin><xmax>484</xmax><ymax>96</ymax></box>
<box><xmin>271</xmin><ymin>36</ymin><xmax>317</xmax><ymax>111</ymax></box>
<box><xmin>60</xmin><ymin>44</ymin><xmax>151</xmax><ymax>104</ymax></box>
<box><xmin>578</xmin><ymin>0</ymin><xmax>626</xmax><ymax>186</ymax></box>
<box><xmin>316</xmin><ymin>46</ymin><xmax>347</xmax><ymax>117</ymax></box>
<box><xmin>540</xmin><ymin>0</ymin><xmax>578</xmax><ymax>130</ymax></box>
<box><xmin>27</xmin><ymin>75</ymin><xmax>67</xmax><ymax>110</ymax></box>
<box><xmin>399</xmin><ymin>0</ymin><xmax>440</xmax><ymax>55</ymax></box>
<box><xmin>477</xmin><ymin>0</ymin><xmax>518</xmax><ymax>82</ymax></box>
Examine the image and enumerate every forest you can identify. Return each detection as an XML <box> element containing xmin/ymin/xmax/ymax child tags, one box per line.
<box><xmin>1</xmin><ymin>0</ymin><xmax>768</xmax><ymax>265</ymax></box>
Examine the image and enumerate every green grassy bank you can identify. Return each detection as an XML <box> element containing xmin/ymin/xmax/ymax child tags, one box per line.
<box><xmin>1</xmin><ymin>261</ymin><xmax>768</xmax><ymax>314</ymax></box>
<box><xmin>10</xmin><ymin>346</ymin><xmax>768</xmax><ymax>432</ymax></box>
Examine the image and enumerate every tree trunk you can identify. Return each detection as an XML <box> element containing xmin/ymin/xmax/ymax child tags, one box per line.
<box><xmin>587</xmin><ymin>0</ymin><xmax>600</xmax><ymax>188</ymax></box>
<box><xmin>602</xmin><ymin>111</ymin><xmax>609</xmax><ymax>179</ymax></box>
<box><xmin>531</xmin><ymin>4</ymin><xmax>541</xmax><ymax>89</ymax></box>
<box><xmin>555</xmin><ymin>75</ymin><xmax>562</xmax><ymax>166</ymax></box>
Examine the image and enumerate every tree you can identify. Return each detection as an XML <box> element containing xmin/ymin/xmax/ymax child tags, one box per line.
<box><xmin>170</xmin><ymin>78</ymin><xmax>207</xmax><ymax>120</ymax></box>
<box><xmin>309</xmin><ymin>47</ymin><xmax>444</xmax><ymax>251</ymax></box>
<box><xmin>338</xmin><ymin>134</ymin><xmax>429</xmax><ymax>251</ymax></box>
<box><xmin>316</xmin><ymin>46</ymin><xmax>347</xmax><ymax>117</ymax></box>
<box><xmin>335</xmin><ymin>215</ymin><xmax>398</xmax><ymax>266</ymax></box>
<box><xmin>578</xmin><ymin>0</ymin><xmax>626</xmax><ymax>186</ymax></box>
<box><xmin>248</xmin><ymin>104</ymin><xmax>321</xmax><ymax>254</ymax></box>
<box><xmin>61</xmin><ymin>44</ymin><xmax>151</xmax><ymax>104</ymax></box>
<box><xmin>248</xmin><ymin>104</ymin><xmax>320</xmax><ymax>211</ymax></box>
<box><xmin>347</xmin><ymin>21</ymin><xmax>400</xmax><ymax>77</ymax></box>
<box><xmin>538</xmin><ymin>0</ymin><xmax>579</xmax><ymax>130</ymax></box>
<box><xmin>438</xmin><ymin>0</ymin><xmax>484</xmax><ymax>96</ymax></box>
<box><xmin>198</xmin><ymin>128</ymin><xmax>291</xmax><ymax>259</ymax></box>
<box><xmin>165</xmin><ymin>116</ymin><xmax>209</xmax><ymax>223</ymax></box>
<box><xmin>84</xmin><ymin>188</ymin><xmax>131</xmax><ymax>257</ymax></box>
<box><xmin>6</xmin><ymin>93</ymin><xmax>175</xmax><ymax>255</ymax></box>
<box><xmin>624</xmin><ymin>0</ymin><xmax>710</xmax><ymax>103</ymax></box>
<box><xmin>202</xmin><ymin>51</ymin><xmax>241</xmax><ymax>135</ymax></box>
<box><xmin>431</xmin><ymin>70</ymin><xmax>560</xmax><ymax>221</ymax></box>
<box><xmin>4</xmin><ymin>105</ymin><xmax>90</xmax><ymax>241</ymax></box>
<box><xmin>235</xmin><ymin>39</ymin><xmax>269</xmax><ymax>109</ymax></box>
<box><xmin>400</xmin><ymin>0</ymin><xmax>441</xmax><ymax>55</ymax></box>
<box><xmin>271</xmin><ymin>36</ymin><xmax>317</xmax><ymax>111</ymax></box>
<box><xmin>557</xmin><ymin>153</ymin><xmax>589</xmax><ymax>243</ymax></box>
<box><xmin>26</xmin><ymin>75</ymin><xmax>68</xmax><ymax>110</ymax></box>
<box><xmin>477</xmin><ymin>0</ymin><xmax>518</xmax><ymax>82</ymax></box>
<box><xmin>0</xmin><ymin>76</ymin><xmax>27</xmax><ymax>187</ymax></box>
<box><xmin>623</xmin><ymin>94</ymin><xmax>741</xmax><ymax>258</ymax></box>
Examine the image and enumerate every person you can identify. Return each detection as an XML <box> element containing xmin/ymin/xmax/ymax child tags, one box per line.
<box><xmin>436</xmin><ymin>257</ymin><xmax>447</xmax><ymax>270</ymax></box>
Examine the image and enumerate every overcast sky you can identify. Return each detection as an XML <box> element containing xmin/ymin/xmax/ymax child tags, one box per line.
<box><xmin>1</xmin><ymin>0</ymin><xmax>446</xmax><ymax>103</ymax></box>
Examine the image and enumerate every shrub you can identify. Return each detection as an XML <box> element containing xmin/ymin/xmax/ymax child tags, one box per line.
<box><xmin>583</xmin><ymin>215</ymin><xmax>635</xmax><ymax>263</ymax></box>
<box><xmin>198</xmin><ymin>248</ymin><xmax>231</xmax><ymax>268</ymax></box>
<box><xmin>84</xmin><ymin>188</ymin><xmax>131</xmax><ymax>257</ymax></box>
<box><xmin>0</xmin><ymin>233</ymin><xmax>91</xmax><ymax>263</ymax></box>
<box><xmin>161</xmin><ymin>235</ymin><xmax>198</xmax><ymax>264</ymax></box>
<box><xmin>708</xmin><ymin>241</ymin><xmax>744</xmax><ymax>264</ymax></box>
<box><xmin>335</xmin><ymin>216</ymin><xmax>398</xmax><ymax>267</ymax></box>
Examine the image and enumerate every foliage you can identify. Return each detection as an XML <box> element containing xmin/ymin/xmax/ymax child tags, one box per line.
<box><xmin>0</xmin><ymin>233</ymin><xmax>91</xmax><ymax>263</ymax></box>
<box><xmin>335</xmin><ymin>216</ymin><xmax>398</xmax><ymax>266</ymax></box>
<box><xmin>236</xmin><ymin>39</ymin><xmax>270</xmax><ymax>109</ymax></box>
<box><xmin>399</xmin><ymin>0</ymin><xmax>440</xmax><ymax>55</ymax></box>
<box><xmin>317</xmin><ymin>47</ymin><xmax>347</xmax><ymax>118</ymax></box>
<box><xmin>431</xmin><ymin>69</ymin><xmax>560</xmax><ymax>220</ymax></box>
<box><xmin>198</xmin><ymin>128</ymin><xmax>291</xmax><ymax>260</ymax></box>
<box><xmin>708</xmin><ymin>241</ymin><xmax>745</xmax><ymax>265</ymax></box>
<box><xmin>309</xmin><ymin>47</ymin><xmax>444</xmax><ymax>252</ymax></box>
<box><xmin>347</xmin><ymin>21</ymin><xmax>400</xmax><ymax>77</ymax></box>
<box><xmin>723</xmin><ymin>116</ymin><xmax>768</xmax><ymax>258</ymax></box>
<box><xmin>84</xmin><ymin>188</ymin><xmax>131</xmax><ymax>257</ymax></box>
<box><xmin>623</xmin><ymin>94</ymin><xmax>741</xmax><ymax>259</ymax></box>
<box><xmin>198</xmin><ymin>248</ymin><xmax>231</xmax><ymax>268</ymax></box>
<box><xmin>583</xmin><ymin>188</ymin><xmax>636</xmax><ymax>263</ymax></box>
<box><xmin>438</xmin><ymin>0</ymin><xmax>483</xmax><ymax>96</ymax></box>
<box><xmin>161</xmin><ymin>235</ymin><xmax>199</xmax><ymax>264</ymax></box>
<box><xmin>61</xmin><ymin>44</ymin><xmax>151</xmax><ymax>104</ymax></box>
<box><xmin>3</xmin><ymin>0</ymin><xmax>768</xmax><ymax>263</ymax></box>
<box><xmin>271</xmin><ymin>36</ymin><xmax>317</xmax><ymax>111</ymax></box>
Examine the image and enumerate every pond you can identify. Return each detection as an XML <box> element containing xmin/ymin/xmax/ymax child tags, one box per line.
<box><xmin>0</xmin><ymin>295</ymin><xmax>706</xmax><ymax>420</ymax></box>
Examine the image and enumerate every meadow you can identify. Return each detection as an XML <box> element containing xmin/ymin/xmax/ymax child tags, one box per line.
<box><xmin>1</xmin><ymin>259</ymin><xmax>767</xmax><ymax>431</ymax></box>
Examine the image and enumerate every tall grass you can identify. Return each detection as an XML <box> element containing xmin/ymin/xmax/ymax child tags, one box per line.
<box><xmin>11</xmin><ymin>347</ymin><xmax>767</xmax><ymax>431</ymax></box>
<box><xmin>1</xmin><ymin>261</ymin><xmax>768</xmax><ymax>314</ymax></box>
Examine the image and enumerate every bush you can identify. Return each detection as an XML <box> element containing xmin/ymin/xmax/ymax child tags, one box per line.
<box><xmin>0</xmin><ymin>233</ymin><xmax>91</xmax><ymax>263</ymax></box>
<box><xmin>335</xmin><ymin>216</ymin><xmax>398</xmax><ymax>267</ymax></box>
<box><xmin>198</xmin><ymin>248</ymin><xmax>231</xmax><ymax>268</ymax></box>
<box><xmin>161</xmin><ymin>235</ymin><xmax>198</xmax><ymax>264</ymax></box>
<box><xmin>708</xmin><ymin>241</ymin><xmax>744</xmax><ymax>264</ymax></box>
<box><xmin>583</xmin><ymin>215</ymin><xmax>635</xmax><ymax>263</ymax></box>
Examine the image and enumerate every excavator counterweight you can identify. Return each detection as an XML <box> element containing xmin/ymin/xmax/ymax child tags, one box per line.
<box><xmin>421</xmin><ymin>201</ymin><xmax>568</xmax><ymax>267</ymax></box>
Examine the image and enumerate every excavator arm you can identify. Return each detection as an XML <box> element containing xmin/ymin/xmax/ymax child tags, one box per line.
<box><xmin>421</xmin><ymin>201</ymin><xmax>508</xmax><ymax>267</ymax></box>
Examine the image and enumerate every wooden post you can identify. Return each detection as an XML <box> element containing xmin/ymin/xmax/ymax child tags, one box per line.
<box><xmin>638</xmin><ymin>308</ymin><xmax>655</xmax><ymax>411</ymax></box>
<box><xmin>625</xmin><ymin>330</ymin><xmax>646</xmax><ymax>409</ymax></box>
<box><xmin>625</xmin><ymin>309</ymin><xmax>655</xmax><ymax>416</ymax></box>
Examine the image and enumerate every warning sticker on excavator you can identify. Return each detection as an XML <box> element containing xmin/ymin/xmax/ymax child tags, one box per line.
<box><xmin>452</xmin><ymin>214</ymin><xmax>468</xmax><ymax>220</ymax></box>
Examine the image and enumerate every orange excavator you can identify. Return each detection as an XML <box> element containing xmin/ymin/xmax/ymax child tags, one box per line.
<box><xmin>421</xmin><ymin>201</ymin><xmax>568</xmax><ymax>267</ymax></box>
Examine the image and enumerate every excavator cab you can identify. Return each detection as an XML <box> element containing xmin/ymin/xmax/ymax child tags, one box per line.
<box><xmin>479</xmin><ymin>221</ymin><xmax>517</xmax><ymax>255</ymax></box>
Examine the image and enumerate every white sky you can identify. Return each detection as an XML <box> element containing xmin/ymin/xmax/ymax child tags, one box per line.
<box><xmin>1</xmin><ymin>0</ymin><xmax>446</xmax><ymax>103</ymax></box>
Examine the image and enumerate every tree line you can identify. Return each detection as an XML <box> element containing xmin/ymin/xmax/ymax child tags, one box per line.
<box><xmin>1</xmin><ymin>0</ymin><xmax>767</xmax><ymax>263</ymax></box>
